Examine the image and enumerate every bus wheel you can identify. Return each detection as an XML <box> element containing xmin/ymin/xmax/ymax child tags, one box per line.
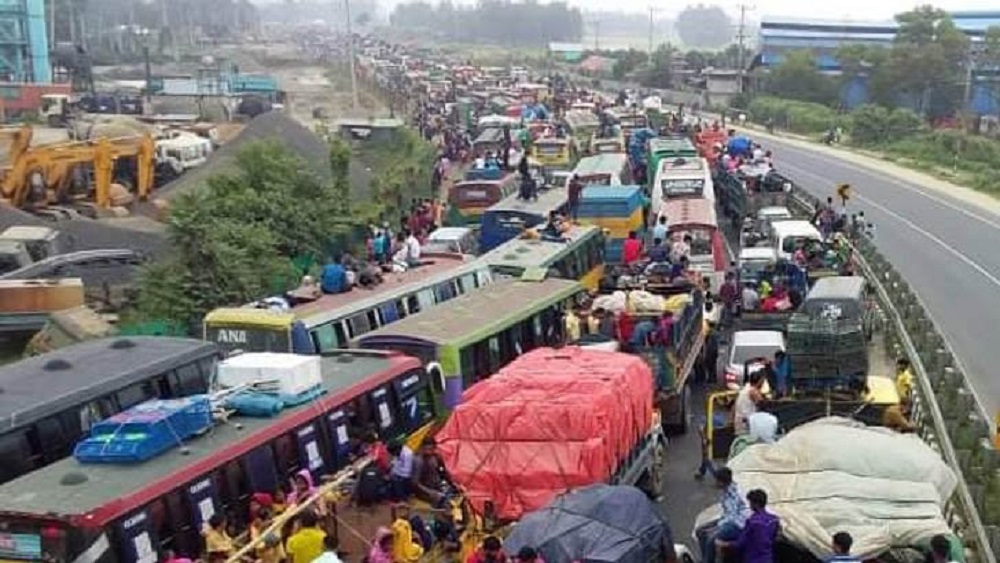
<box><xmin>665</xmin><ymin>384</ymin><xmax>692</xmax><ymax>436</ymax></box>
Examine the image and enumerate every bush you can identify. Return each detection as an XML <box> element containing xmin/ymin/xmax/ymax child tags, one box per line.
<box><xmin>850</xmin><ymin>105</ymin><xmax>925</xmax><ymax>146</ymax></box>
<box><xmin>747</xmin><ymin>96</ymin><xmax>843</xmax><ymax>135</ymax></box>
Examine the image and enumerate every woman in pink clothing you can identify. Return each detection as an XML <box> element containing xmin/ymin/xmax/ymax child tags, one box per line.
<box><xmin>368</xmin><ymin>527</ymin><xmax>393</xmax><ymax>563</ymax></box>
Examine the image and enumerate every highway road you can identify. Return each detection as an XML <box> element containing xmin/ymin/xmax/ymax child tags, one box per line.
<box><xmin>761</xmin><ymin>136</ymin><xmax>1000</xmax><ymax>419</ymax></box>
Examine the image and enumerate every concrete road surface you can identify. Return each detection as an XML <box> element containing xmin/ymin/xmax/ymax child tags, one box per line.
<box><xmin>760</xmin><ymin>136</ymin><xmax>1000</xmax><ymax>419</ymax></box>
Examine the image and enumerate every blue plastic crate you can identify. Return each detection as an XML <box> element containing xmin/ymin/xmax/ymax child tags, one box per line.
<box><xmin>465</xmin><ymin>168</ymin><xmax>504</xmax><ymax>181</ymax></box>
<box><xmin>74</xmin><ymin>395</ymin><xmax>213</xmax><ymax>464</ymax></box>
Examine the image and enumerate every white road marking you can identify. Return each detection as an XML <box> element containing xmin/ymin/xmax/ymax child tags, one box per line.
<box><xmin>781</xmin><ymin>159</ymin><xmax>997</xmax><ymax>420</ymax></box>
<box><xmin>781</xmin><ymin>161</ymin><xmax>1000</xmax><ymax>291</ymax></box>
<box><xmin>777</xmin><ymin>142</ymin><xmax>1000</xmax><ymax>232</ymax></box>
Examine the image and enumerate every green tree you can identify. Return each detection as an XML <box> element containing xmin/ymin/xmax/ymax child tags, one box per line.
<box><xmin>134</xmin><ymin>141</ymin><xmax>355</xmax><ymax>326</ymax></box>
<box><xmin>674</xmin><ymin>5</ymin><xmax>733</xmax><ymax>49</ymax></box>
<box><xmin>976</xmin><ymin>26</ymin><xmax>1000</xmax><ymax>117</ymax></box>
<box><xmin>887</xmin><ymin>6</ymin><xmax>969</xmax><ymax>117</ymax></box>
<box><xmin>763</xmin><ymin>51</ymin><xmax>839</xmax><ymax>106</ymax></box>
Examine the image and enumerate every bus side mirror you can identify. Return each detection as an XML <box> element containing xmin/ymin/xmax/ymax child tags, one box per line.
<box><xmin>427</xmin><ymin>362</ymin><xmax>445</xmax><ymax>395</ymax></box>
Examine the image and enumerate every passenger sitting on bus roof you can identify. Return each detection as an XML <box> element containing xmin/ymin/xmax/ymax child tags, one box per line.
<box><xmin>670</xmin><ymin>235</ymin><xmax>692</xmax><ymax>263</ymax></box>
<box><xmin>741</xmin><ymin>284</ymin><xmax>760</xmax><ymax>312</ymax></box>
<box><xmin>669</xmin><ymin>256</ymin><xmax>689</xmax><ymax>281</ymax></box>
<box><xmin>623</xmin><ymin>231</ymin><xmax>643</xmax><ymax>264</ymax></box>
<box><xmin>653</xmin><ymin>215</ymin><xmax>669</xmax><ymax>243</ymax></box>
<box><xmin>320</xmin><ymin>258</ymin><xmax>349</xmax><ymax>295</ymax></box>
<box><xmin>648</xmin><ymin>238</ymin><xmax>669</xmax><ymax>263</ymax></box>
<box><xmin>629</xmin><ymin>316</ymin><xmax>657</xmax><ymax>348</ymax></box>
<box><xmin>655</xmin><ymin>311</ymin><xmax>676</xmax><ymax>348</ymax></box>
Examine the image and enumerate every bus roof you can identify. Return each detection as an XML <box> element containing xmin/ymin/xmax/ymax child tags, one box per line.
<box><xmin>354</xmin><ymin>278</ymin><xmax>582</xmax><ymax>348</ymax></box>
<box><xmin>299</xmin><ymin>259</ymin><xmax>491</xmax><ymax>329</ymax></box>
<box><xmin>573</xmin><ymin>153</ymin><xmax>628</xmax><ymax>176</ymax></box>
<box><xmin>202</xmin><ymin>308</ymin><xmax>295</xmax><ymax>329</ymax></box>
<box><xmin>0</xmin><ymin>337</ymin><xmax>218</xmax><ymax>433</ymax></box>
<box><xmin>479</xmin><ymin>224</ymin><xmax>600</xmax><ymax>271</ymax></box>
<box><xmin>660</xmin><ymin>198</ymin><xmax>718</xmax><ymax>229</ymax></box>
<box><xmin>487</xmin><ymin>186</ymin><xmax>568</xmax><ymax>215</ymax></box>
<box><xmin>454</xmin><ymin>173</ymin><xmax>515</xmax><ymax>187</ymax></box>
<box><xmin>0</xmin><ymin>351</ymin><xmax>420</xmax><ymax>524</ymax></box>
<box><xmin>290</xmin><ymin>253</ymin><xmax>469</xmax><ymax>321</ymax></box>
<box><xmin>657</xmin><ymin>156</ymin><xmax>705</xmax><ymax>175</ymax></box>
<box><xmin>581</xmin><ymin>185</ymin><xmax>642</xmax><ymax>201</ymax></box>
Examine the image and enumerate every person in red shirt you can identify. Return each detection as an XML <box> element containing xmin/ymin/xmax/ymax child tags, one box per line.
<box><xmin>622</xmin><ymin>230</ymin><xmax>643</xmax><ymax>264</ymax></box>
<box><xmin>466</xmin><ymin>536</ymin><xmax>506</xmax><ymax>563</ymax></box>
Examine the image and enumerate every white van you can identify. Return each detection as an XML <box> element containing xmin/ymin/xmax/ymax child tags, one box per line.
<box><xmin>770</xmin><ymin>220</ymin><xmax>823</xmax><ymax>261</ymax></box>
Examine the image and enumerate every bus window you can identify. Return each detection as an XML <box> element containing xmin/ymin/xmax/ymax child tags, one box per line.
<box><xmin>271</xmin><ymin>433</ymin><xmax>299</xmax><ymax>479</ymax></box>
<box><xmin>417</xmin><ymin>289</ymin><xmax>435</xmax><ymax>310</ymax></box>
<box><xmin>147</xmin><ymin>498</ymin><xmax>170</xmax><ymax>551</ymax></box>
<box><xmin>171</xmin><ymin>363</ymin><xmax>205</xmax><ymax>396</ymax></box>
<box><xmin>0</xmin><ymin>431</ymin><xmax>35</xmax><ymax>480</ymax></box>
<box><xmin>33</xmin><ymin>416</ymin><xmax>71</xmax><ymax>462</ymax></box>
<box><xmin>460</xmin><ymin>274</ymin><xmax>475</xmax><ymax>292</ymax></box>
<box><xmin>220</xmin><ymin>461</ymin><xmax>250</xmax><ymax>530</ymax></box>
<box><xmin>313</xmin><ymin>323</ymin><xmax>340</xmax><ymax>352</ymax></box>
<box><xmin>379</xmin><ymin>301</ymin><xmax>401</xmax><ymax>324</ymax></box>
<box><xmin>406</xmin><ymin>294</ymin><xmax>421</xmax><ymax>315</ymax></box>
<box><xmin>472</xmin><ymin>340</ymin><xmax>492</xmax><ymax>382</ymax></box>
<box><xmin>488</xmin><ymin>337</ymin><xmax>501</xmax><ymax>374</ymax></box>
<box><xmin>347</xmin><ymin>313</ymin><xmax>372</xmax><ymax>338</ymax></box>
<box><xmin>459</xmin><ymin>348</ymin><xmax>476</xmax><ymax>390</ymax></box>
<box><xmin>244</xmin><ymin>445</ymin><xmax>279</xmax><ymax>493</ymax></box>
<box><xmin>117</xmin><ymin>381</ymin><xmax>155</xmax><ymax>410</ymax></box>
<box><xmin>370</xmin><ymin>386</ymin><xmax>396</xmax><ymax>432</ymax></box>
<box><xmin>400</xmin><ymin>387</ymin><xmax>435</xmax><ymax>432</ymax></box>
<box><xmin>476</xmin><ymin>269</ymin><xmax>491</xmax><ymax>288</ymax></box>
<box><xmin>164</xmin><ymin>491</ymin><xmax>198</xmax><ymax>557</ymax></box>
<box><xmin>394</xmin><ymin>298</ymin><xmax>408</xmax><ymax>319</ymax></box>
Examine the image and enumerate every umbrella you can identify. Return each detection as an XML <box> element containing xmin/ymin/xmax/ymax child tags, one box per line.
<box><xmin>503</xmin><ymin>484</ymin><xmax>675</xmax><ymax>563</ymax></box>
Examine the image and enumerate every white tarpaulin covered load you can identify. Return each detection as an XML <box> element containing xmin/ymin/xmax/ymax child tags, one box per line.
<box><xmin>695</xmin><ymin>418</ymin><xmax>957</xmax><ymax>560</ymax></box>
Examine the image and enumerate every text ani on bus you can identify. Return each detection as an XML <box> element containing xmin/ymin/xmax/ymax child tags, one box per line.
<box><xmin>354</xmin><ymin>277</ymin><xmax>585</xmax><ymax>409</ymax></box>
<box><xmin>0</xmin><ymin>350</ymin><xmax>436</xmax><ymax>563</ymax></box>
<box><xmin>478</xmin><ymin>223</ymin><xmax>606</xmax><ymax>291</ymax></box>
<box><xmin>572</xmin><ymin>153</ymin><xmax>633</xmax><ymax>187</ymax></box>
<box><xmin>0</xmin><ymin>337</ymin><xmax>218</xmax><ymax>484</ymax></box>
<box><xmin>202</xmin><ymin>257</ymin><xmax>493</xmax><ymax>356</ymax></box>
<box><xmin>479</xmin><ymin>185</ymin><xmax>569</xmax><ymax>253</ymax></box>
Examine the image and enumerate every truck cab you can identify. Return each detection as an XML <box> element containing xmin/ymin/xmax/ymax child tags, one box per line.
<box><xmin>0</xmin><ymin>226</ymin><xmax>68</xmax><ymax>264</ymax></box>
<box><xmin>40</xmin><ymin>94</ymin><xmax>71</xmax><ymax>127</ymax></box>
<box><xmin>0</xmin><ymin>241</ymin><xmax>32</xmax><ymax>275</ymax></box>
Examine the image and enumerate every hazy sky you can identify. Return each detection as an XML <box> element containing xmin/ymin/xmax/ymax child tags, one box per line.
<box><xmin>253</xmin><ymin>0</ymin><xmax>1000</xmax><ymax>21</ymax></box>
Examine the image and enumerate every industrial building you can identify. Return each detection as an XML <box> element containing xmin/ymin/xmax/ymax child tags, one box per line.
<box><xmin>755</xmin><ymin>12</ymin><xmax>1000</xmax><ymax>113</ymax></box>
<box><xmin>0</xmin><ymin>0</ymin><xmax>50</xmax><ymax>82</ymax></box>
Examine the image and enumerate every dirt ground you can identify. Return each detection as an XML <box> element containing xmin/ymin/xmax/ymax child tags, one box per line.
<box><xmin>270</xmin><ymin>64</ymin><xmax>387</xmax><ymax>130</ymax></box>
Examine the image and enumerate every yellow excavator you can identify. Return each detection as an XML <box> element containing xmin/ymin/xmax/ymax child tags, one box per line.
<box><xmin>0</xmin><ymin>134</ymin><xmax>156</xmax><ymax>211</ymax></box>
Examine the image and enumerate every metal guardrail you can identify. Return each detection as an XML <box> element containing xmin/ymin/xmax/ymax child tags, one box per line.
<box><xmin>784</xmin><ymin>185</ymin><xmax>998</xmax><ymax>563</ymax></box>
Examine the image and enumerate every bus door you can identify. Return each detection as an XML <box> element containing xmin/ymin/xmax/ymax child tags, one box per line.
<box><xmin>295</xmin><ymin>423</ymin><xmax>327</xmax><ymax>476</ymax></box>
<box><xmin>326</xmin><ymin>409</ymin><xmax>352</xmax><ymax>470</ymax></box>
<box><xmin>118</xmin><ymin>510</ymin><xmax>156</xmax><ymax>563</ymax></box>
<box><xmin>185</xmin><ymin>477</ymin><xmax>220</xmax><ymax>529</ymax></box>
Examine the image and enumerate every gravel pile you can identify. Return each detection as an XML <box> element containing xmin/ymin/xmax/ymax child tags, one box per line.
<box><xmin>158</xmin><ymin>111</ymin><xmax>333</xmax><ymax>200</ymax></box>
<box><xmin>0</xmin><ymin>206</ymin><xmax>168</xmax><ymax>258</ymax></box>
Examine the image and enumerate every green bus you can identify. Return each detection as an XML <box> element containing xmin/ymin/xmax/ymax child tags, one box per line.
<box><xmin>647</xmin><ymin>137</ymin><xmax>699</xmax><ymax>186</ymax></box>
<box><xmin>477</xmin><ymin>223</ymin><xmax>606</xmax><ymax>292</ymax></box>
<box><xmin>352</xmin><ymin>277</ymin><xmax>584</xmax><ymax>410</ymax></box>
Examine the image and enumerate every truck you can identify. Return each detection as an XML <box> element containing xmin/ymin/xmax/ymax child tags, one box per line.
<box><xmin>436</xmin><ymin>346</ymin><xmax>666</xmax><ymax>522</ymax></box>
<box><xmin>0</xmin><ymin>226</ymin><xmax>71</xmax><ymax>276</ymax></box>
<box><xmin>586</xmin><ymin>288</ymin><xmax>706</xmax><ymax>434</ymax></box>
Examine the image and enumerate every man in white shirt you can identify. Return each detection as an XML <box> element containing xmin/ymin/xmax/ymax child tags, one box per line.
<box><xmin>670</xmin><ymin>235</ymin><xmax>691</xmax><ymax>263</ymax></box>
<box><xmin>389</xmin><ymin>443</ymin><xmax>415</xmax><ymax>500</ymax></box>
<box><xmin>405</xmin><ymin>231</ymin><xmax>421</xmax><ymax>266</ymax></box>
<box><xmin>311</xmin><ymin>535</ymin><xmax>343</xmax><ymax>563</ymax></box>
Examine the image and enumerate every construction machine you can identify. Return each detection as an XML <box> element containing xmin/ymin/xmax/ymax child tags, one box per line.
<box><xmin>0</xmin><ymin>125</ymin><xmax>33</xmax><ymax>164</ymax></box>
<box><xmin>0</xmin><ymin>134</ymin><xmax>157</xmax><ymax>212</ymax></box>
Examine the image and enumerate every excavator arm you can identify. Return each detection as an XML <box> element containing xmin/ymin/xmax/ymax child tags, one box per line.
<box><xmin>1</xmin><ymin>134</ymin><xmax>157</xmax><ymax>210</ymax></box>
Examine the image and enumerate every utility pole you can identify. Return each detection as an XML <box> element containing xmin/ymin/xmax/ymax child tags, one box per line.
<box><xmin>647</xmin><ymin>6</ymin><xmax>658</xmax><ymax>63</ymax></box>
<box><xmin>344</xmin><ymin>0</ymin><xmax>360</xmax><ymax>111</ymax></box>
<box><xmin>735</xmin><ymin>2</ymin><xmax>753</xmax><ymax>94</ymax></box>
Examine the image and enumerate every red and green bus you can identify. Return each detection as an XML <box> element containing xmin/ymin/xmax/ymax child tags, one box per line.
<box><xmin>0</xmin><ymin>350</ymin><xmax>434</xmax><ymax>563</ymax></box>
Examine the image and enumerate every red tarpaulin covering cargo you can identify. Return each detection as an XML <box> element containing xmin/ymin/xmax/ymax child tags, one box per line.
<box><xmin>437</xmin><ymin>347</ymin><xmax>654</xmax><ymax>521</ymax></box>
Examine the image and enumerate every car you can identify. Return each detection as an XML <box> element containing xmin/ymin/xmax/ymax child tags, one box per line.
<box><xmin>723</xmin><ymin>330</ymin><xmax>786</xmax><ymax>390</ymax></box>
<box><xmin>741</xmin><ymin>206</ymin><xmax>793</xmax><ymax>248</ymax></box>
<box><xmin>423</xmin><ymin>227</ymin><xmax>479</xmax><ymax>256</ymax></box>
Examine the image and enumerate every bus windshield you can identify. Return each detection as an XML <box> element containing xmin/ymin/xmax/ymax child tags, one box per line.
<box><xmin>661</xmin><ymin>178</ymin><xmax>704</xmax><ymax>197</ymax></box>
